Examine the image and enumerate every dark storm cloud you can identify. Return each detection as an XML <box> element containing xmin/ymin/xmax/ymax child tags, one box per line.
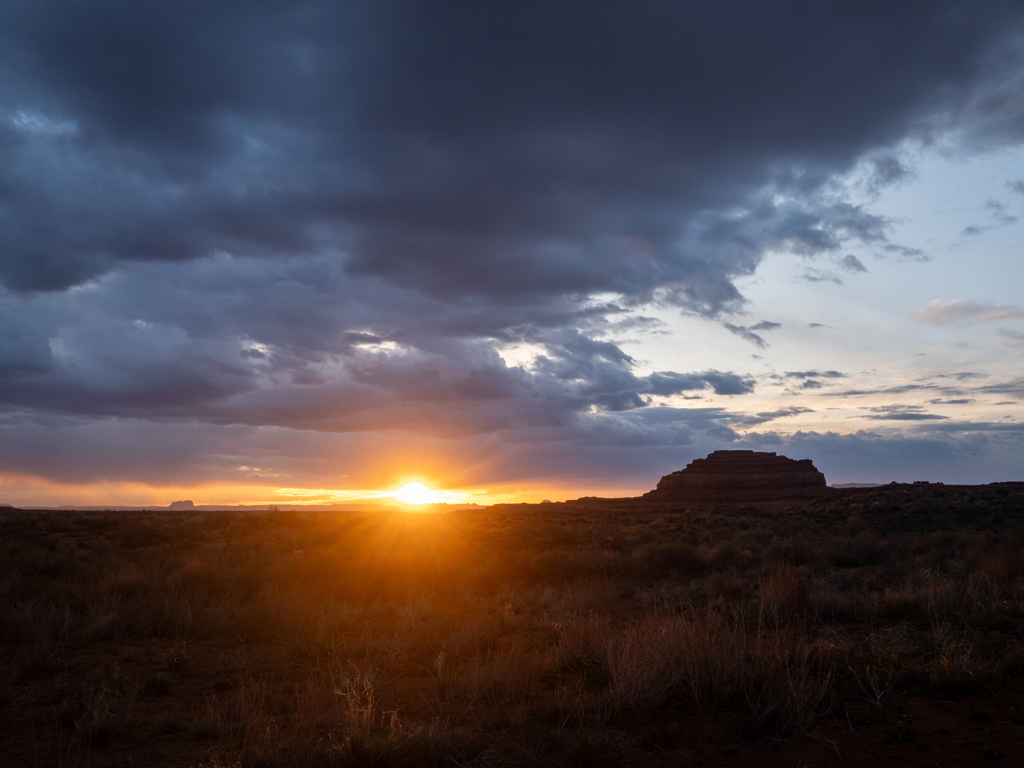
<box><xmin>3</xmin><ymin>1</ymin><xmax>1022</xmax><ymax>296</ymax></box>
<box><xmin>0</xmin><ymin>259</ymin><xmax>760</xmax><ymax>442</ymax></box>
<box><xmin>866</xmin><ymin>154</ymin><xmax>914</xmax><ymax>191</ymax></box>
<box><xmin>2</xmin><ymin>1</ymin><xmax>1024</xmax><ymax>486</ymax></box>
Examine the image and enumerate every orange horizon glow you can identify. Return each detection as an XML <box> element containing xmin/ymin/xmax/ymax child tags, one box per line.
<box><xmin>0</xmin><ymin>471</ymin><xmax>651</xmax><ymax>509</ymax></box>
<box><xmin>389</xmin><ymin>481</ymin><xmax>443</xmax><ymax>505</ymax></box>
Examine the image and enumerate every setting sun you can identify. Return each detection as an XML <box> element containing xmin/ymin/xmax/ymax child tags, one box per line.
<box><xmin>390</xmin><ymin>481</ymin><xmax>439</xmax><ymax>505</ymax></box>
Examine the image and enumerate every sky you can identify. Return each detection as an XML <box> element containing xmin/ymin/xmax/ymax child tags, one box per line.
<box><xmin>1</xmin><ymin>1</ymin><xmax>1024</xmax><ymax>506</ymax></box>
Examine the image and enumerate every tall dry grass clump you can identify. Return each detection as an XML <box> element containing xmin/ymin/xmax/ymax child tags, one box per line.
<box><xmin>743</xmin><ymin>641</ymin><xmax>834</xmax><ymax>735</ymax></box>
<box><xmin>759</xmin><ymin>564</ymin><xmax>810</xmax><ymax>623</ymax></box>
<box><xmin>605</xmin><ymin>615</ymin><xmax>685</xmax><ymax>708</ymax></box>
<box><xmin>197</xmin><ymin>664</ymin><xmax>425</xmax><ymax>767</ymax></box>
<box><xmin>672</xmin><ymin>610</ymin><xmax>749</xmax><ymax>709</ymax></box>
<box><xmin>556</xmin><ymin>613</ymin><xmax>610</xmax><ymax>678</ymax></box>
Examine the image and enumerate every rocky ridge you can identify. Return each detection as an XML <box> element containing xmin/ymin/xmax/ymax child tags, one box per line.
<box><xmin>642</xmin><ymin>449</ymin><xmax>829</xmax><ymax>503</ymax></box>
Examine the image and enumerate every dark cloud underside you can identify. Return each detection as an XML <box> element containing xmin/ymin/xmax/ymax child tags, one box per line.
<box><xmin>3</xmin><ymin>2</ymin><xmax>1023</xmax><ymax>293</ymax></box>
<box><xmin>0</xmin><ymin>1</ymin><xmax>1023</xmax><ymax>487</ymax></box>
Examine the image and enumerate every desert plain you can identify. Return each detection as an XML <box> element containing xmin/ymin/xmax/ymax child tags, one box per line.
<box><xmin>4</xmin><ymin>480</ymin><xmax>1024</xmax><ymax>767</ymax></box>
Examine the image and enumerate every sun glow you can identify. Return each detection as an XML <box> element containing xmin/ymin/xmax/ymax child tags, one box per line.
<box><xmin>390</xmin><ymin>481</ymin><xmax>441</xmax><ymax>505</ymax></box>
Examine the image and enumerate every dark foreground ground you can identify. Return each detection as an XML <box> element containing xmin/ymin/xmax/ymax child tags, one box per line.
<box><xmin>3</xmin><ymin>484</ymin><xmax>1024</xmax><ymax>767</ymax></box>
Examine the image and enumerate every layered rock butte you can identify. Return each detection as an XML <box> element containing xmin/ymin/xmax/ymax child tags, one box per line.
<box><xmin>642</xmin><ymin>450</ymin><xmax>829</xmax><ymax>503</ymax></box>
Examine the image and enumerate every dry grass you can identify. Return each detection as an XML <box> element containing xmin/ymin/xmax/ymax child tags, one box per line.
<box><xmin>1</xmin><ymin>486</ymin><xmax>1024</xmax><ymax>764</ymax></box>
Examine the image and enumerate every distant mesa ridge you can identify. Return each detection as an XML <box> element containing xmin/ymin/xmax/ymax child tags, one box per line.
<box><xmin>168</xmin><ymin>500</ymin><xmax>195</xmax><ymax>509</ymax></box>
<box><xmin>643</xmin><ymin>450</ymin><xmax>829</xmax><ymax>503</ymax></box>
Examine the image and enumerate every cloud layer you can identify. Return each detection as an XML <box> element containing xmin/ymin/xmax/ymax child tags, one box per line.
<box><xmin>2</xmin><ymin>2</ymin><xmax>1024</xmax><ymax>493</ymax></box>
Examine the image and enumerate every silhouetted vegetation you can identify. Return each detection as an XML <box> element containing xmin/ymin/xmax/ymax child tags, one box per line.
<box><xmin>2</xmin><ymin>486</ymin><xmax>1024</xmax><ymax>765</ymax></box>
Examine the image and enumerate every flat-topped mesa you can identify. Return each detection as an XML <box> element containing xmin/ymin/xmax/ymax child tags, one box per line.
<box><xmin>643</xmin><ymin>450</ymin><xmax>828</xmax><ymax>503</ymax></box>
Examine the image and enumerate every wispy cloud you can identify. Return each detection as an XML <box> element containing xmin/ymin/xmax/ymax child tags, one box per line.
<box><xmin>722</xmin><ymin>321</ymin><xmax>779</xmax><ymax>347</ymax></box>
<box><xmin>835</xmin><ymin>384</ymin><xmax>938</xmax><ymax>397</ymax></box>
<box><xmin>977</xmin><ymin>379</ymin><xmax>1024</xmax><ymax>400</ymax></box>
<box><xmin>913</xmin><ymin>299</ymin><xmax>1024</xmax><ymax>326</ymax></box>
<box><xmin>802</xmin><ymin>269</ymin><xmax>842</xmax><ymax>284</ymax></box>
<box><xmin>961</xmin><ymin>198</ymin><xmax>1018</xmax><ymax>235</ymax></box>
<box><xmin>722</xmin><ymin>323</ymin><xmax>767</xmax><ymax>348</ymax></box>
<box><xmin>930</xmin><ymin>372</ymin><xmax>989</xmax><ymax>381</ymax></box>
<box><xmin>784</xmin><ymin>370</ymin><xmax>847</xmax><ymax>379</ymax></box>
<box><xmin>1000</xmin><ymin>329</ymin><xmax>1024</xmax><ymax>345</ymax></box>
<box><xmin>862</xmin><ymin>404</ymin><xmax>949</xmax><ymax>421</ymax></box>
<box><xmin>777</xmin><ymin>370</ymin><xmax>847</xmax><ymax>390</ymax></box>
<box><xmin>839</xmin><ymin>254</ymin><xmax>868</xmax><ymax>272</ymax></box>
<box><xmin>730</xmin><ymin>406</ymin><xmax>814</xmax><ymax>428</ymax></box>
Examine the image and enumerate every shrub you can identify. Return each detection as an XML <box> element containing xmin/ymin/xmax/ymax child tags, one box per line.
<box><xmin>759</xmin><ymin>565</ymin><xmax>810</xmax><ymax>622</ymax></box>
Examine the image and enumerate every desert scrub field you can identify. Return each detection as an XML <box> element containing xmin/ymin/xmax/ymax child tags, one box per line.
<box><xmin>2</xmin><ymin>485</ymin><xmax>1024</xmax><ymax>766</ymax></box>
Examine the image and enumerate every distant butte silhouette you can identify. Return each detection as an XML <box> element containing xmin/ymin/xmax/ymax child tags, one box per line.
<box><xmin>643</xmin><ymin>450</ymin><xmax>828</xmax><ymax>503</ymax></box>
